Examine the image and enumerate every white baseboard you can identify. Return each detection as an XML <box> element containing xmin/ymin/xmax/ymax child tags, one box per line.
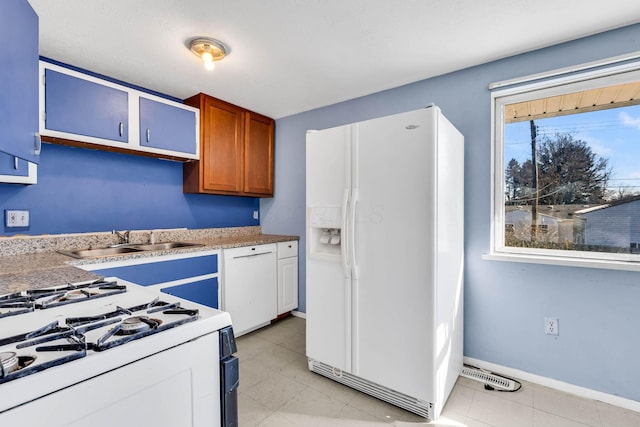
<box><xmin>291</xmin><ymin>310</ymin><xmax>306</xmax><ymax>319</ymax></box>
<box><xmin>464</xmin><ymin>357</ymin><xmax>640</xmax><ymax>413</ymax></box>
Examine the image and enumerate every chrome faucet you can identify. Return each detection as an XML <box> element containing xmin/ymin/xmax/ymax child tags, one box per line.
<box><xmin>112</xmin><ymin>230</ymin><xmax>131</xmax><ymax>245</ymax></box>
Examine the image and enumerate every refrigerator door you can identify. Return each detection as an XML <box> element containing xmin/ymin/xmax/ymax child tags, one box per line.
<box><xmin>306</xmin><ymin>126</ymin><xmax>353</xmax><ymax>372</ymax></box>
<box><xmin>351</xmin><ymin>108</ymin><xmax>437</xmax><ymax>399</ymax></box>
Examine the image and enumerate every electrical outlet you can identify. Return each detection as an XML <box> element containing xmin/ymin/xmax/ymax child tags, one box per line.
<box><xmin>5</xmin><ymin>210</ymin><xmax>30</xmax><ymax>228</ymax></box>
<box><xmin>253</xmin><ymin>210</ymin><xmax>259</xmax><ymax>220</ymax></box>
<box><xmin>545</xmin><ymin>317</ymin><xmax>559</xmax><ymax>335</ymax></box>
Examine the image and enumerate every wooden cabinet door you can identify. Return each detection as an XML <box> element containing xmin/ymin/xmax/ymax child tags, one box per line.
<box><xmin>183</xmin><ymin>93</ymin><xmax>274</xmax><ymax>196</ymax></box>
<box><xmin>201</xmin><ymin>96</ymin><xmax>245</xmax><ymax>193</ymax></box>
<box><xmin>244</xmin><ymin>112</ymin><xmax>274</xmax><ymax>196</ymax></box>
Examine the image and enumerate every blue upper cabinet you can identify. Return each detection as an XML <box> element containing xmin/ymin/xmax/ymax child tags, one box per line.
<box><xmin>0</xmin><ymin>151</ymin><xmax>37</xmax><ymax>184</ymax></box>
<box><xmin>40</xmin><ymin>61</ymin><xmax>200</xmax><ymax>161</ymax></box>
<box><xmin>44</xmin><ymin>69</ymin><xmax>129</xmax><ymax>142</ymax></box>
<box><xmin>0</xmin><ymin>0</ymin><xmax>39</xmax><ymax>164</ymax></box>
<box><xmin>139</xmin><ymin>97</ymin><xmax>197</xmax><ymax>155</ymax></box>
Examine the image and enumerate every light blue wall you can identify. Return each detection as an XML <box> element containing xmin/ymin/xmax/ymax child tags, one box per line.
<box><xmin>1</xmin><ymin>143</ymin><xmax>259</xmax><ymax>235</ymax></box>
<box><xmin>262</xmin><ymin>24</ymin><xmax>640</xmax><ymax>401</ymax></box>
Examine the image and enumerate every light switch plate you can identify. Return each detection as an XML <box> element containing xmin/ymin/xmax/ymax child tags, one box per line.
<box><xmin>5</xmin><ymin>210</ymin><xmax>30</xmax><ymax>228</ymax></box>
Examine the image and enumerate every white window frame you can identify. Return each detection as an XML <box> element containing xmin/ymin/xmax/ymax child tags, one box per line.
<box><xmin>487</xmin><ymin>58</ymin><xmax>640</xmax><ymax>272</ymax></box>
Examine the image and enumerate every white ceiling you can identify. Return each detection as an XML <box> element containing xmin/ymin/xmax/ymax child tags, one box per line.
<box><xmin>27</xmin><ymin>0</ymin><xmax>640</xmax><ymax>119</ymax></box>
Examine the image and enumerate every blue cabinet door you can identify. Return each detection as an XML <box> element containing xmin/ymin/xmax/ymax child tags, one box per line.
<box><xmin>139</xmin><ymin>97</ymin><xmax>197</xmax><ymax>154</ymax></box>
<box><xmin>0</xmin><ymin>0</ymin><xmax>39</xmax><ymax>163</ymax></box>
<box><xmin>44</xmin><ymin>69</ymin><xmax>129</xmax><ymax>142</ymax></box>
<box><xmin>0</xmin><ymin>152</ymin><xmax>30</xmax><ymax>177</ymax></box>
<box><xmin>162</xmin><ymin>278</ymin><xmax>219</xmax><ymax>309</ymax></box>
<box><xmin>92</xmin><ymin>254</ymin><xmax>218</xmax><ymax>287</ymax></box>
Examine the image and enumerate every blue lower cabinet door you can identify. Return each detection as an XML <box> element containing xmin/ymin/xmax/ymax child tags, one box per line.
<box><xmin>161</xmin><ymin>278</ymin><xmax>219</xmax><ymax>309</ymax></box>
<box><xmin>45</xmin><ymin>69</ymin><xmax>129</xmax><ymax>142</ymax></box>
<box><xmin>92</xmin><ymin>255</ymin><xmax>218</xmax><ymax>286</ymax></box>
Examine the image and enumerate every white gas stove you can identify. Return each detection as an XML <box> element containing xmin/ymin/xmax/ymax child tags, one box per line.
<box><xmin>0</xmin><ymin>278</ymin><xmax>237</xmax><ymax>427</ymax></box>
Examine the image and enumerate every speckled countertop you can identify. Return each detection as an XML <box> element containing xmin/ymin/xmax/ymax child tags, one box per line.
<box><xmin>0</xmin><ymin>227</ymin><xmax>298</xmax><ymax>294</ymax></box>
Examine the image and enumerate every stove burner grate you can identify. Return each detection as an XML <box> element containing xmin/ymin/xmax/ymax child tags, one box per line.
<box><xmin>116</xmin><ymin>316</ymin><xmax>162</xmax><ymax>335</ymax></box>
<box><xmin>34</xmin><ymin>280</ymin><xmax>126</xmax><ymax>309</ymax></box>
<box><xmin>0</xmin><ymin>284</ymin><xmax>203</xmax><ymax>384</ymax></box>
<box><xmin>0</xmin><ymin>293</ymin><xmax>36</xmax><ymax>318</ymax></box>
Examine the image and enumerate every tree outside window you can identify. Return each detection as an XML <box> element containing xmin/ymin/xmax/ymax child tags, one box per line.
<box><xmin>493</xmin><ymin>70</ymin><xmax>640</xmax><ymax>262</ymax></box>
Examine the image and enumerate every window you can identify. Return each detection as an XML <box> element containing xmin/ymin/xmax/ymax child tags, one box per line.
<box><xmin>491</xmin><ymin>61</ymin><xmax>640</xmax><ymax>267</ymax></box>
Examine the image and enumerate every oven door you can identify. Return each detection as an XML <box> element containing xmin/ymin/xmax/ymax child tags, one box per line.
<box><xmin>0</xmin><ymin>332</ymin><xmax>220</xmax><ymax>427</ymax></box>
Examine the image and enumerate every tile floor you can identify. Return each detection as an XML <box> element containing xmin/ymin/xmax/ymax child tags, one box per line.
<box><xmin>236</xmin><ymin>316</ymin><xmax>640</xmax><ymax>426</ymax></box>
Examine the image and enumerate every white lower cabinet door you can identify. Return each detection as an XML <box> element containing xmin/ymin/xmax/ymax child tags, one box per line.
<box><xmin>277</xmin><ymin>256</ymin><xmax>298</xmax><ymax>314</ymax></box>
<box><xmin>223</xmin><ymin>244</ymin><xmax>277</xmax><ymax>336</ymax></box>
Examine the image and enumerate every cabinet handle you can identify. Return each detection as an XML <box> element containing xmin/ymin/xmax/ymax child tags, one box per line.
<box><xmin>14</xmin><ymin>156</ymin><xmax>19</xmax><ymax>170</ymax></box>
<box><xmin>233</xmin><ymin>251</ymin><xmax>273</xmax><ymax>259</ymax></box>
<box><xmin>34</xmin><ymin>133</ymin><xmax>41</xmax><ymax>155</ymax></box>
<box><xmin>119</xmin><ymin>122</ymin><xmax>124</xmax><ymax>137</ymax></box>
<box><xmin>146</xmin><ymin>128</ymin><xmax>150</xmax><ymax>143</ymax></box>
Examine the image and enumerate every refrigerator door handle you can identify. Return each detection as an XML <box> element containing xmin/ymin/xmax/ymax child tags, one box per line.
<box><xmin>341</xmin><ymin>188</ymin><xmax>351</xmax><ymax>279</ymax></box>
<box><xmin>350</xmin><ymin>189</ymin><xmax>358</xmax><ymax>280</ymax></box>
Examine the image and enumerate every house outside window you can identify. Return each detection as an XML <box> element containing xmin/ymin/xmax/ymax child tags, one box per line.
<box><xmin>490</xmin><ymin>60</ymin><xmax>640</xmax><ymax>268</ymax></box>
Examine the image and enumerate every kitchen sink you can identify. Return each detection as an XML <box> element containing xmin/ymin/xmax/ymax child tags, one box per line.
<box><xmin>133</xmin><ymin>242</ymin><xmax>204</xmax><ymax>251</ymax></box>
<box><xmin>59</xmin><ymin>242</ymin><xmax>204</xmax><ymax>259</ymax></box>
<box><xmin>59</xmin><ymin>246</ymin><xmax>144</xmax><ymax>258</ymax></box>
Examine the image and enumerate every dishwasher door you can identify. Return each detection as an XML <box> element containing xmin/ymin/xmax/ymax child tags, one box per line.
<box><xmin>223</xmin><ymin>244</ymin><xmax>277</xmax><ymax>336</ymax></box>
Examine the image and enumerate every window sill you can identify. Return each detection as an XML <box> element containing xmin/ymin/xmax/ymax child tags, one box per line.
<box><xmin>482</xmin><ymin>252</ymin><xmax>640</xmax><ymax>272</ymax></box>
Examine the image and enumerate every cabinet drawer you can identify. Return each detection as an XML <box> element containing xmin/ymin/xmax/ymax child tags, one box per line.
<box><xmin>277</xmin><ymin>241</ymin><xmax>298</xmax><ymax>259</ymax></box>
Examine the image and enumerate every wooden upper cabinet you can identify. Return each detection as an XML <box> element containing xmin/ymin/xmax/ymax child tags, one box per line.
<box><xmin>244</xmin><ymin>112</ymin><xmax>274</xmax><ymax>196</ymax></box>
<box><xmin>183</xmin><ymin>93</ymin><xmax>275</xmax><ymax>197</ymax></box>
<box><xmin>201</xmin><ymin>95</ymin><xmax>244</xmax><ymax>193</ymax></box>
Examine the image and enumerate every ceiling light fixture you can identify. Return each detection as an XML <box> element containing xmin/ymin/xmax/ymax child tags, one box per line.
<box><xmin>189</xmin><ymin>37</ymin><xmax>228</xmax><ymax>71</ymax></box>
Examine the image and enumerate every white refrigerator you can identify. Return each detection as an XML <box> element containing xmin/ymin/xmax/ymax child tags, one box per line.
<box><xmin>305</xmin><ymin>106</ymin><xmax>464</xmax><ymax>420</ymax></box>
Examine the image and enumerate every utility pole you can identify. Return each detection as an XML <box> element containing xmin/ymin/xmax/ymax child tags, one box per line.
<box><xmin>530</xmin><ymin>120</ymin><xmax>539</xmax><ymax>241</ymax></box>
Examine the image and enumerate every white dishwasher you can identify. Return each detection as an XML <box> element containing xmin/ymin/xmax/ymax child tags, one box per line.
<box><xmin>223</xmin><ymin>244</ymin><xmax>277</xmax><ymax>336</ymax></box>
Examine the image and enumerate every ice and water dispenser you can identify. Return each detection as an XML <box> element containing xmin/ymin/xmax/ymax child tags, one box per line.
<box><xmin>308</xmin><ymin>206</ymin><xmax>342</xmax><ymax>259</ymax></box>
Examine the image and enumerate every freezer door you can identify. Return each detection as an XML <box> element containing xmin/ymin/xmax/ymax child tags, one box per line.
<box><xmin>305</xmin><ymin>125</ymin><xmax>352</xmax><ymax>372</ymax></box>
<box><xmin>305</xmin><ymin>126</ymin><xmax>351</xmax><ymax>207</ymax></box>
<box><xmin>306</xmin><ymin>259</ymin><xmax>352</xmax><ymax>372</ymax></box>
<box><xmin>351</xmin><ymin>108</ymin><xmax>438</xmax><ymax>399</ymax></box>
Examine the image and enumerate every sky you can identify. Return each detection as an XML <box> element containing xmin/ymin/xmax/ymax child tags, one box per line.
<box><xmin>504</xmin><ymin>104</ymin><xmax>640</xmax><ymax>198</ymax></box>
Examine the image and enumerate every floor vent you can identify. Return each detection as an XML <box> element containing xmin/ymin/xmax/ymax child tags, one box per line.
<box><xmin>308</xmin><ymin>359</ymin><xmax>433</xmax><ymax>420</ymax></box>
<box><xmin>460</xmin><ymin>366</ymin><xmax>517</xmax><ymax>391</ymax></box>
